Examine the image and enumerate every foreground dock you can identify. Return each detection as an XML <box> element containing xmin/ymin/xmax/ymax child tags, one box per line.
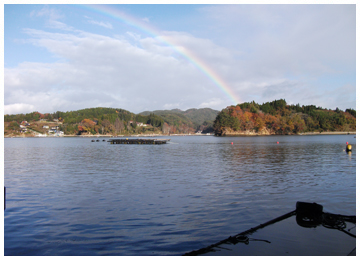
<box><xmin>108</xmin><ymin>138</ymin><xmax>170</xmax><ymax>145</ymax></box>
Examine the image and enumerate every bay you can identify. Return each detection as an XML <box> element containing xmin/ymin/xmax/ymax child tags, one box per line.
<box><xmin>4</xmin><ymin>135</ymin><xmax>356</xmax><ymax>255</ymax></box>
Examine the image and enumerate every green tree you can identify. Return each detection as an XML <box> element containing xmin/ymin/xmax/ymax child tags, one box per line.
<box><xmin>345</xmin><ymin>108</ymin><xmax>356</xmax><ymax>118</ymax></box>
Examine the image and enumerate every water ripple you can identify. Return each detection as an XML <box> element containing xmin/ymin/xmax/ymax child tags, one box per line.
<box><xmin>4</xmin><ymin>135</ymin><xmax>356</xmax><ymax>255</ymax></box>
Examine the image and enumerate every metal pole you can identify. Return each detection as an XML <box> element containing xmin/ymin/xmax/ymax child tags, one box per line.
<box><xmin>183</xmin><ymin>210</ymin><xmax>297</xmax><ymax>256</ymax></box>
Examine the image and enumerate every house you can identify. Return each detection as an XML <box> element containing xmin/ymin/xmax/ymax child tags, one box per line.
<box><xmin>137</xmin><ymin>122</ymin><xmax>148</xmax><ymax>127</ymax></box>
<box><xmin>48</xmin><ymin>126</ymin><xmax>60</xmax><ymax>134</ymax></box>
<box><xmin>21</xmin><ymin>121</ymin><xmax>30</xmax><ymax>126</ymax></box>
<box><xmin>19</xmin><ymin>125</ymin><xmax>27</xmax><ymax>133</ymax></box>
<box><xmin>128</xmin><ymin>121</ymin><xmax>147</xmax><ymax>127</ymax></box>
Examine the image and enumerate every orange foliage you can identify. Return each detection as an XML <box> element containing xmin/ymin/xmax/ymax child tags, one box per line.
<box><xmin>81</xmin><ymin>119</ymin><xmax>96</xmax><ymax>126</ymax></box>
<box><xmin>79</xmin><ymin>119</ymin><xmax>96</xmax><ymax>133</ymax></box>
<box><xmin>35</xmin><ymin>112</ymin><xmax>45</xmax><ymax>119</ymax></box>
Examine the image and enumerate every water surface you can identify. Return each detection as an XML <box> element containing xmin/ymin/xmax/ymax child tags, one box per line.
<box><xmin>4</xmin><ymin>135</ymin><xmax>356</xmax><ymax>255</ymax></box>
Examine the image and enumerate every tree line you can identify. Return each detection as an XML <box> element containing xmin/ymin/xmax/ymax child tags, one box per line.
<box><xmin>4</xmin><ymin>107</ymin><xmax>216</xmax><ymax>135</ymax></box>
<box><xmin>5</xmin><ymin>100</ymin><xmax>355</xmax><ymax>136</ymax></box>
<box><xmin>213</xmin><ymin>99</ymin><xmax>356</xmax><ymax>136</ymax></box>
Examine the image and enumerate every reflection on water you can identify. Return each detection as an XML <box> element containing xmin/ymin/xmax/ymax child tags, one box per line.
<box><xmin>187</xmin><ymin>201</ymin><xmax>356</xmax><ymax>256</ymax></box>
<box><xmin>4</xmin><ymin>135</ymin><xmax>356</xmax><ymax>255</ymax></box>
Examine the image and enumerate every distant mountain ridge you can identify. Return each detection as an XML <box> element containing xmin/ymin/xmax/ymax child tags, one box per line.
<box><xmin>140</xmin><ymin>108</ymin><xmax>219</xmax><ymax>126</ymax></box>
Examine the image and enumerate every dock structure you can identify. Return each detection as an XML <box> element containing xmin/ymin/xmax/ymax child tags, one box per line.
<box><xmin>108</xmin><ymin>138</ymin><xmax>170</xmax><ymax>145</ymax></box>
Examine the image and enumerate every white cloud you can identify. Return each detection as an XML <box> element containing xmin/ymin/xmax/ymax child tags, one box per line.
<box><xmin>200</xmin><ymin>5</ymin><xmax>355</xmax><ymax>75</ymax></box>
<box><xmin>5</xmin><ymin>29</ymin><xmax>229</xmax><ymax>114</ymax></box>
<box><xmin>4</xmin><ymin>103</ymin><xmax>36</xmax><ymax>115</ymax></box>
<box><xmin>30</xmin><ymin>5</ymin><xmax>74</xmax><ymax>31</ymax></box>
<box><xmin>139</xmin><ymin>37</ymin><xmax>175</xmax><ymax>56</ymax></box>
<box><xmin>4</xmin><ymin>5</ymin><xmax>356</xmax><ymax>115</ymax></box>
<box><xmin>163</xmin><ymin>103</ymin><xmax>180</xmax><ymax>110</ymax></box>
<box><xmin>199</xmin><ymin>98</ymin><xmax>225</xmax><ymax>108</ymax></box>
<box><xmin>126</xmin><ymin>32</ymin><xmax>141</xmax><ymax>41</ymax></box>
<box><xmin>85</xmin><ymin>17</ymin><xmax>113</xmax><ymax>29</ymax></box>
<box><xmin>314</xmin><ymin>83</ymin><xmax>356</xmax><ymax>110</ymax></box>
<box><xmin>30</xmin><ymin>5</ymin><xmax>64</xmax><ymax>21</ymax></box>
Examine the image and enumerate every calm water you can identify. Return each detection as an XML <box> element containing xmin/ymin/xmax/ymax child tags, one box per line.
<box><xmin>4</xmin><ymin>135</ymin><xmax>356</xmax><ymax>255</ymax></box>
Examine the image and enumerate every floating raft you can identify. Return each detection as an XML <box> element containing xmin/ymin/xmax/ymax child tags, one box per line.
<box><xmin>108</xmin><ymin>138</ymin><xmax>170</xmax><ymax>145</ymax></box>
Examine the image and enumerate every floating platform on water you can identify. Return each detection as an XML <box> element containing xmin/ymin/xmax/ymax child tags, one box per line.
<box><xmin>108</xmin><ymin>138</ymin><xmax>170</xmax><ymax>145</ymax></box>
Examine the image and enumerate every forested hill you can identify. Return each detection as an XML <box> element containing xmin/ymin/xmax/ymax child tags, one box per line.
<box><xmin>213</xmin><ymin>99</ymin><xmax>356</xmax><ymax>136</ymax></box>
<box><xmin>4</xmin><ymin>101</ymin><xmax>356</xmax><ymax>137</ymax></box>
<box><xmin>140</xmin><ymin>108</ymin><xmax>219</xmax><ymax>132</ymax></box>
<box><xmin>4</xmin><ymin>107</ymin><xmax>218</xmax><ymax>136</ymax></box>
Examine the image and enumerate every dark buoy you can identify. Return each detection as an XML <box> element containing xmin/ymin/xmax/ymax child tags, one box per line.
<box><xmin>346</xmin><ymin>144</ymin><xmax>352</xmax><ymax>152</ymax></box>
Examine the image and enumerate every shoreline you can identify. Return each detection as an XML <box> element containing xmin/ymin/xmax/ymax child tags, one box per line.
<box><xmin>4</xmin><ymin>131</ymin><xmax>356</xmax><ymax>138</ymax></box>
<box><xmin>298</xmin><ymin>131</ymin><xmax>356</xmax><ymax>135</ymax></box>
<box><xmin>221</xmin><ymin>131</ymin><xmax>356</xmax><ymax>136</ymax></box>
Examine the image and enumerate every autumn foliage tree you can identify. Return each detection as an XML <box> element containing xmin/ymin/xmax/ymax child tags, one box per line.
<box><xmin>213</xmin><ymin>99</ymin><xmax>356</xmax><ymax>136</ymax></box>
<box><xmin>78</xmin><ymin>119</ymin><xmax>97</xmax><ymax>134</ymax></box>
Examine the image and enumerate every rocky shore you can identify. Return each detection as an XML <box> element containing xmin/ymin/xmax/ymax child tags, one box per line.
<box><xmin>216</xmin><ymin>127</ymin><xmax>356</xmax><ymax>136</ymax></box>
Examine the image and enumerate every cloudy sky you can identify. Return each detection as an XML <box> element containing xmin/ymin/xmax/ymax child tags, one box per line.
<box><xmin>3</xmin><ymin>3</ymin><xmax>356</xmax><ymax>115</ymax></box>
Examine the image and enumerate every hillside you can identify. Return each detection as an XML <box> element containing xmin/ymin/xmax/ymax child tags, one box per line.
<box><xmin>5</xmin><ymin>101</ymin><xmax>355</xmax><ymax>137</ymax></box>
<box><xmin>140</xmin><ymin>108</ymin><xmax>219</xmax><ymax>132</ymax></box>
<box><xmin>213</xmin><ymin>99</ymin><xmax>356</xmax><ymax>136</ymax></box>
<box><xmin>4</xmin><ymin>107</ymin><xmax>219</xmax><ymax>137</ymax></box>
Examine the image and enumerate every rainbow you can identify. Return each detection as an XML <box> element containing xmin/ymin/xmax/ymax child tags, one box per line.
<box><xmin>79</xmin><ymin>4</ymin><xmax>241</xmax><ymax>105</ymax></box>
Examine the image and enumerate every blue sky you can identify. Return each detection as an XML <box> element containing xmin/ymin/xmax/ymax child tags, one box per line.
<box><xmin>3</xmin><ymin>3</ymin><xmax>356</xmax><ymax>115</ymax></box>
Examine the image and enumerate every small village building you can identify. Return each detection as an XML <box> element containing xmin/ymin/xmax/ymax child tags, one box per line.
<box><xmin>128</xmin><ymin>121</ymin><xmax>147</xmax><ymax>127</ymax></box>
<box><xmin>19</xmin><ymin>125</ymin><xmax>27</xmax><ymax>133</ymax></box>
<box><xmin>137</xmin><ymin>122</ymin><xmax>148</xmax><ymax>127</ymax></box>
